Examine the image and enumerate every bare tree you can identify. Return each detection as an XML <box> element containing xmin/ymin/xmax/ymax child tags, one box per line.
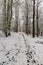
<box><xmin>25</xmin><ymin>0</ymin><xmax>29</xmax><ymax>34</ymax></box>
<box><xmin>33</xmin><ymin>0</ymin><xmax>35</xmax><ymax>37</ymax></box>
<box><xmin>3</xmin><ymin>0</ymin><xmax>8</xmax><ymax>37</ymax></box>
<box><xmin>7</xmin><ymin>0</ymin><xmax>13</xmax><ymax>36</ymax></box>
<box><xmin>36</xmin><ymin>0</ymin><xmax>39</xmax><ymax>37</ymax></box>
<box><xmin>15</xmin><ymin>2</ymin><xmax>19</xmax><ymax>32</ymax></box>
<box><xmin>36</xmin><ymin>0</ymin><xmax>43</xmax><ymax>37</ymax></box>
<box><xmin>3</xmin><ymin>0</ymin><xmax>13</xmax><ymax>37</ymax></box>
<box><xmin>13</xmin><ymin>0</ymin><xmax>19</xmax><ymax>32</ymax></box>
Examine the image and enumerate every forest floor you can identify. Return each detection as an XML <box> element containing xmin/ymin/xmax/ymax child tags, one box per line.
<box><xmin>0</xmin><ymin>31</ymin><xmax>43</xmax><ymax>65</ymax></box>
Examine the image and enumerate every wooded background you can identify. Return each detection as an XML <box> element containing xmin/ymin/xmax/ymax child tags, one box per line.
<box><xmin>0</xmin><ymin>0</ymin><xmax>43</xmax><ymax>37</ymax></box>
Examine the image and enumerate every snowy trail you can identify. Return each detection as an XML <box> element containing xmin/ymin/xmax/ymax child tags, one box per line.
<box><xmin>22</xmin><ymin>33</ymin><xmax>43</xmax><ymax>65</ymax></box>
<box><xmin>22</xmin><ymin>34</ymin><xmax>35</xmax><ymax>65</ymax></box>
<box><xmin>0</xmin><ymin>32</ymin><xmax>43</xmax><ymax>65</ymax></box>
<box><xmin>0</xmin><ymin>33</ymin><xmax>27</xmax><ymax>65</ymax></box>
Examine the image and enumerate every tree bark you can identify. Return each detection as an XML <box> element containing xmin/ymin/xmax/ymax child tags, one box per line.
<box><xmin>25</xmin><ymin>0</ymin><xmax>28</xmax><ymax>34</ymax></box>
<box><xmin>36</xmin><ymin>5</ymin><xmax>39</xmax><ymax>37</ymax></box>
<box><xmin>3</xmin><ymin>0</ymin><xmax>8</xmax><ymax>37</ymax></box>
<box><xmin>15</xmin><ymin>1</ymin><xmax>19</xmax><ymax>32</ymax></box>
<box><xmin>7</xmin><ymin>0</ymin><xmax>13</xmax><ymax>36</ymax></box>
<box><xmin>33</xmin><ymin>0</ymin><xmax>35</xmax><ymax>37</ymax></box>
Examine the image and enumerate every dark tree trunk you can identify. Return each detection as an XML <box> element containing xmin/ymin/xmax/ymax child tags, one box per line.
<box><xmin>25</xmin><ymin>0</ymin><xmax>28</xmax><ymax>34</ymax></box>
<box><xmin>36</xmin><ymin>2</ymin><xmax>39</xmax><ymax>37</ymax></box>
<box><xmin>33</xmin><ymin>0</ymin><xmax>35</xmax><ymax>37</ymax></box>
<box><xmin>4</xmin><ymin>30</ymin><xmax>8</xmax><ymax>37</ymax></box>
<box><xmin>3</xmin><ymin>0</ymin><xmax>8</xmax><ymax>37</ymax></box>
<box><xmin>15</xmin><ymin>2</ymin><xmax>19</xmax><ymax>32</ymax></box>
<box><xmin>26</xmin><ymin>7</ymin><xmax>28</xmax><ymax>34</ymax></box>
<box><xmin>7</xmin><ymin>0</ymin><xmax>13</xmax><ymax>36</ymax></box>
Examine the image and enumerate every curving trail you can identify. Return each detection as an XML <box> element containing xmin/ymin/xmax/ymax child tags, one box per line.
<box><xmin>22</xmin><ymin>33</ymin><xmax>42</xmax><ymax>65</ymax></box>
<box><xmin>0</xmin><ymin>32</ymin><xmax>43</xmax><ymax>65</ymax></box>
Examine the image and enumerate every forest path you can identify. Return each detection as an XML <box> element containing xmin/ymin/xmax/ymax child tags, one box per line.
<box><xmin>0</xmin><ymin>32</ymin><xmax>43</xmax><ymax>65</ymax></box>
<box><xmin>22</xmin><ymin>33</ymin><xmax>43</xmax><ymax>65</ymax></box>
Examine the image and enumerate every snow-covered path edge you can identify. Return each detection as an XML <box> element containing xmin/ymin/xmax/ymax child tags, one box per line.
<box><xmin>0</xmin><ymin>32</ymin><xmax>27</xmax><ymax>65</ymax></box>
<box><xmin>22</xmin><ymin>33</ymin><xmax>43</xmax><ymax>65</ymax></box>
<box><xmin>0</xmin><ymin>32</ymin><xmax>43</xmax><ymax>65</ymax></box>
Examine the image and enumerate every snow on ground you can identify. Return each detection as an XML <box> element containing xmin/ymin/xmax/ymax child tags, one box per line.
<box><xmin>0</xmin><ymin>32</ymin><xmax>27</xmax><ymax>65</ymax></box>
<box><xmin>22</xmin><ymin>33</ymin><xmax>43</xmax><ymax>65</ymax></box>
<box><xmin>0</xmin><ymin>31</ymin><xmax>43</xmax><ymax>65</ymax></box>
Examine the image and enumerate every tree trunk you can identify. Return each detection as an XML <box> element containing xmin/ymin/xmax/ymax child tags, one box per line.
<box><xmin>15</xmin><ymin>3</ymin><xmax>19</xmax><ymax>32</ymax></box>
<box><xmin>7</xmin><ymin>0</ymin><xmax>13</xmax><ymax>36</ymax></box>
<box><xmin>33</xmin><ymin>0</ymin><xmax>35</xmax><ymax>37</ymax></box>
<box><xmin>3</xmin><ymin>0</ymin><xmax>8</xmax><ymax>37</ymax></box>
<box><xmin>36</xmin><ymin>2</ymin><xmax>39</xmax><ymax>37</ymax></box>
<box><xmin>25</xmin><ymin>0</ymin><xmax>28</xmax><ymax>34</ymax></box>
<box><xmin>26</xmin><ymin>10</ymin><xmax>28</xmax><ymax>34</ymax></box>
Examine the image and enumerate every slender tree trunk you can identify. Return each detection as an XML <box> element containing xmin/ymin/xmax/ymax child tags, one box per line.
<box><xmin>7</xmin><ymin>0</ymin><xmax>10</xmax><ymax>36</ymax></box>
<box><xmin>3</xmin><ymin>0</ymin><xmax>8</xmax><ymax>37</ymax></box>
<box><xmin>26</xmin><ymin>8</ymin><xmax>28</xmax><ymax>34</ymax></box>
<box><xmin>8</xmin><ymin>0</ymin><xmax>13</xmax><ymax>36</ymax></box>
<box><xmin>7</xmin><ymin>0</ymin><xmax>13</xmax><ymax>36</ymax></box>
<box><xmin>33</xmin><ymin>0</ymin><xmax>35</xmax><ymax>37</ymax></box>
<box><xmin>15</xmin><ymin>3</ymin><xmax>19</xmax><ymax>32</ymax></box>
<box><xmin>36</xmin><ymin>2</ymin><xmax>39</xmax><ymax>37</ymax></box>
<box><xmin>15</xmin><ymin>7</ymin><xmax>18</xmax><ymax>32</ymax></box>
<box><xmin>25</xmin><ymin>0</ymin><xmax>28</xmax><ymax>34</ymax></box>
